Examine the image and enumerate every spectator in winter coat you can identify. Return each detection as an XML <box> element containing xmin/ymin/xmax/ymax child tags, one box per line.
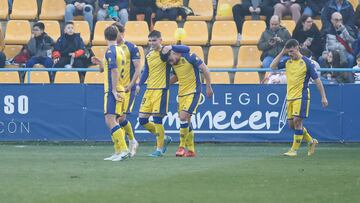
<box><xmin>65</xmin><ymin>0</ymin><xmax>96</xmax><ymax>32</ymax></box>
<box><xmin>321</xmin><ymin>0</ymin><xmax>355</xmax><ymax>32</ymax></box>
<box><xmin>129</xmin><ymin>0</ymin><xmax>156</xmax><ymax>28</ymax></box>
<box><xmin>155</xmin><ymin>0</ymin><xmax>183</xmax><ymax>21</ymax></box>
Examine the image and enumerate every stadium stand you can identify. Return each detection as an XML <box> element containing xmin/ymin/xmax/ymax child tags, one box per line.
<box><xmin>182</xmin><ymin>21</ymin><xmax>208</xmax><ymax>46</ymax></box>
<box><xmin>39</xmin><ymin>20</ymin><xmax>61</xmax><ymax>41</ymax></box>
<box><xmin>54</xmin><ymin>72</ymin><xmax>80</xmax><ymax>84</ymax></box>
<box><xmin>189</xmin><ymin>46</ymin><xmax>204</xmax><ymax>61</ymax></box>
<box><xmin>124</xmin><ymin>21</ymin><xmax>149</xmax><ymax>46</ymax></box>
<box><xmin>84</xmin><ymin>71</ymin><xmax>104</xmax><ymax>84</ymax></box>
<box><xmin>215</xmin><ymin>0</ymin><xmax>239</xmax><ymax>21</ymax></box>
<box><xmin>0</xmin><ymin>0</ymin><xmax>8</xmax><ymax>20</ymax></box>
<box><xmin>10</xmin><ymin>0</ymin><xmax>38</xmax><ymax>20</ymax></box>
<box><xmin>24</xmin><ymin>71</ymin><xmax>50</xmax><ymax>84</ymax></box>
<box><xmin>0</xmin><ymin>72</ymin><xmax>20</xmax><ymax>83</ymax></box>
<box><xmin>92</xmin><ymin>21</ymin><xmax>116</xmax><ymax>46</ymax></box>
<box><xmin>313</xmin><ymin>19</ymin><xmax>322</xmax><ymax>30</ymax></box>
<box><xmin>207</xmin><ymin>46</ymin><xmax>234</xmax><ymax>69</ymax></box>
<box><xmin>281</xmin><ymin>20</ymin><xmax>296</xmax><ymax>34</ymax></box>
<box><xmin>236</xmin><ymin>46</ymin><xmax>262</xmax><ymax>68</ymax></box>
<box><xmin>210</xmin><ymin>21</ymin><xmax>237</xmax><ymax>45</ymax></box>
<box><xmin>234</xmin><ymin>72</ymin><xmax>260</xmax><ymax>84</ymax></box>
<box><xmin>349</xmin><ymin>0</ymin><xmax>359</xmax><ymax>9</ymax></box>
<box><xmin>73</xmin><ymin>20</ymin><xmax>91</xmax><ymax>46</ymax></box>
<box><xmin>4</xmin><ymin>20</ymin><xmax>31</xmax><ymax>45</ymax></box>
<box><xmin>137</xmin><ymin>46</ymin><xmax>145</xmax><ymax>68</ymax></box>
<box><xmin>240</xmin><ymin>20</ymin><xmax>266</xmax><ymax>45</ymax></box>
<box><xmin>153</xmin><ymin>21</ymin><xmax>178</xmax><ymax>45</ymax></box>
<box><xmin>187</xmin><ymin>0</ymin><xmax>213</xmax><ymax>21</ymax></box>
<box><xmin>39</xmin><ymin>0</ymin><xmax>66</xmax><ymax>20</ymax></box>
<box><xmin>210</xmin><ymin>72</ymin><xmax>230</xmax><ymax>84</ymax></box>
<box><xmin>3</xmin><ymin>45</ymin><xmax>22</xmax><ymax>59</ymax></box>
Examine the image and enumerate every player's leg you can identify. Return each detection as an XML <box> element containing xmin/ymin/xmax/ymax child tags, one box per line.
<box><xmin>139</xmin><ymin>90</ymin><xmax>157</xmax><ymax>135</ymax></box>
<box><xmin>118</xmin><ymin>114</ymin><xmax>138</xmax><ymax>158</ymax></box>
<box><xmin>184</xmin><ymin>120</ymin><xmax>196</xmax><ymax>157</ymax></box>
<box><xmin>300</xmin><ymin>99</ymin><xmax>318</xmax><ymax>156</ymax></box>
<box><xmin>183</xmin><ymin>93</ymin><xmax>201</xmax><ymax>157</ymax></box>
<box><xmin>284</xmin><ymin>100</ymin><xmax>298</xmax><ymax>157</ymax></box>
<box><xmin>176</xmin><ymin>110</ymin><xmax>191</xmax><ymax>157</ymax></box>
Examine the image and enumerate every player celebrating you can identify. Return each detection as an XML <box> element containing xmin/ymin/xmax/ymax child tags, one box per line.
<box><xmin>112</xmin><ymin>22</ymin><xmax>141</xmax><ymax>158</ymax></box>
<box><xmin>270</xmin><ymin>39</ymin><xmax>328</xmax><ymax>157</ymax></box>
<box><xmin>93</xmin><ymin>26</ymin><xmax>130</xmax><ymax>161</ymax></box>
<box><xmin>137</xmin><ymin>30</ymin><xmax>173</xmax><ymax>157</ymax></box>
<box><xmin>166</xmin><ymin>46</ymin><xmax>213</xmax><ymax>157</ymax></box>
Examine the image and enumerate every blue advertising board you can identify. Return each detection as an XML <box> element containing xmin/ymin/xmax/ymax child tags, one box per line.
<box><xmin>0</xmin><ymin>84</ymin><xmax>359</xmax><ymax>142</ymax></box>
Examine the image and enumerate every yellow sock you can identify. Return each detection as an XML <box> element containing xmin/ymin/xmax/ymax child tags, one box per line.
<box><xmin>155</xmin><ymin>124</ymin><xmax>165</xmax><ymax>149</ymax></box>
<box><xmin>302</xmin><ymin>127</ymin><xmax>313</xmax><ymax>143</ymax></box>
<box><xmin>112</xmin><ymin>126</ymin><xmax>128</xmax><ymax>152</ymax></box>
<box><xmin>186</xmin><ymin>131</ymin><xmax>195</xmax><ymax>152</ymax></box>
<box><xmin>111</xmin><ymin>135</ymin><xmax>121</xmax><ymax>153</ymax></box>
<box><xmin>179</xmin><ymin>122</ymin><xmax>189</xmax><ymax>148</ymax></box>
<box><xmin>143</xmin><ymin>122</ymin><xmax>157</xmax><ymax>134</ymax></box>
<box><xmin>123</xmin><ymin>121</ymin><xmax>135</xmax><ymax>141</ymax></box>
<box><xmin>291</xmin><ymin>129</ymin><xmax>304</xmax><ymax>151</ymax></box>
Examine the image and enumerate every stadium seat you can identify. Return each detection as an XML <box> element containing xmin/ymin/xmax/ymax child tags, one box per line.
<box><xmin>137</xmin><ymin>46</ymin><xmax>145</xmax><ymax>68</ymax></box>
<box><xmin>182</xmin><ymin>21</ymin><xmax>208</xmax><ymax>45</ymax></box>
<box><xmin>91</xmin><ymin>46</ymin><xmax>107</xmax><ymax>59</ymax></box>
<box><xmin>4</xmin><ymin>20</ymin><xmax>31</xmax><ymax>45</ymax></box>
<box><xmin>281</xmin><ymin>20</ymin><xmax>296</xmax><ymax>34</ymax></box>
<box><xmin>0</xmin><ymin>0</ymin><xmax>8</xmax><ymax>20</ymax></box>
<box><xmin>73</xmin><ymin>21</ymin><xmax>91</xmax><ymax>45</ymax></box>
<box><xmin>40</xmin><ymin>20</ymin><xmax>61</xmax><ymax>41</ymax></box>
<box><xmin>0</xmin><ymin>72</ymin><xmax>20</xmax><ymax>83</ymax></box>
<box><xmin>216</xmin><ymin>0</ymin><xmax>239</xmax><ymax>20</ymax></box>
<box><xmin>54</xmin><ymin>72</ymin><xmax>80</xmax><ymax>83</ymax></box>
<box><xmin>210</xmin><ymin>21</ymin><xmax>237</xmax><ymax>45</ymax></box>
<box><xmin>187</xmin><ymin>0</ymin><xmax>213</xmax><ymax>21</ymax></box>
<box><xmin>314</xmin><ymin>20</ymin><xmax>322</xmax><ymax>30</ymax></box>
<box><xmin>236</xmin><ymin>46</ymin><xmax>262</xmax><ymax>68</ymax></box>
<box><xmin>207</xmin><ymin>46</ymin><xmax>234</xmax><ymax>68</ymax></box>
<box><xmin>10</xmin><ymin>0</ymin><xmax>37</xmax><ymax>20</ymax></box>
<box><xmin>39</xmin><ymin>0</ymin><xmax>66</xmax><ymax>20</ymax></box>
<box><xmin>210</xmin><ymin>72</ymin><xmax>230</xmax><ymax>84</ymax></box>
<box><xmin>124</xmin><ymin>21</ymin><xmax>149</xmax><ymax>46</ymax></box>
<box><xmin>84</xmin><ymin>71</ymin><xmax>104</xmax><ymax>84</ymax></box>
<box><xmin>24</xmin><ymin>72</ymin><xmax>50</xmax><ymax>84</ymax></box>
<box><xmin>153</xmin><ymin>21</ymin><xmax>178</xmax><ymax>45</ymax></box>
<box><xmin>92</xmin><ymin>21</ymin><xmax>116</xmax><ymax>46</ymax></box>
<box><xmin>241</xmin><ymin>21</ymin><xmax>266</xmax><ymax>45</ymax></box>
<box><xmin>349</xmin><ymin>0</ymin><xmax>359</xmax><ymax>9</ymax></box>
<box><xmin>189</xmin><ymin>46</ymin><xmax>204</xmax><ymax>61</ymax></box>
<box><xmin>234</xmin><ymin>72</ymin><xmax>260</xmax><ymax>84</ymax></box>
<box><xmin>3</xmin><ymin>45</ymin><xmax>22</xmax><ymax>59</ymax></box>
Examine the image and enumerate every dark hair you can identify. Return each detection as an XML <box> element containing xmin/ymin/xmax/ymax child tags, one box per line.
<box><xmin>300</xmin><ymin>47</ymin><xmax>313</xmax><ymax>58</ymax></box>
<box><xmin>104</xmin><ymin>26</ymin><xmax>118</xmax><ymax>41</ymax></box>
<box><xmin>33</xmin><ymin>22</ymin><xmax>45</xmax><ymax>31</ymax></box>
<box><xmin>293</xmin><ymin>14</ymin><xmax>319</xmax><ymax>35</ymax></box>
<box><xmin>285</xmin><ymin>39</ymin><xmax>299</xmax><ymax>49</ymax></box>
<box><xmin>112</xmin><ymin>22</ymin><xmax>125</xmax><ymax>33</ymax></box>
<box><xmin>65</xmin><ymin>21</ymin><xmax>74</xmax><ymax>26</ymax></box>
<box><xmin>356</xmin><ymin>53</ymin><xmax>360</xmax><ymax>60</ymax></box>
<box><xmin>148</xmin><ymin>30</ymin><xmax>161</xmax><ymax>38</ymax></box>
<box><xmin>329</xmin><ymin>50</ymin><xmax>341</xmax><ymax>68</ymax></box>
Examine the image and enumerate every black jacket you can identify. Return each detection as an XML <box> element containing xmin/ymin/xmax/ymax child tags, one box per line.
<box><xmin>292</xmin><ymin>25</ymin><xmax>322</xmax><ymax>57</ymax></box>
<box><xmin>305</xmin><ymin>0</ymin><xmax>327</xmax><ymax>15</ymax></box>
<box><xmin>27</xmin><ymin>32</ymin><xmax>54</xmax><ymax>57</ymax></box>
<box><xmin>53</xmin><ymin>33</ymin><xmax>85</xmax><ymax>57</ymax></box>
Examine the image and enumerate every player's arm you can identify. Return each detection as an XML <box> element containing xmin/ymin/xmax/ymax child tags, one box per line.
<box><xmin>314</xmin><ymin>78</ymin><xmax>328</xmax><ymax>107</ymax></box>
<box><xmin>270</xmin><ymin>48</ymin><xmax>287</xmax><ymax>70</ymax></box>
<box><xmin>111</xmin><ymin>68</ymin><xmax>122</xmax><ymax>101</ymax></box>
<box><xmin>125</xmin><ymin>59</ymin><xmax>141</xmax><ymax>92</ymax></box>
<box><xmin>170</xmin><ymin>74</ymin><xmax>178</xmax><ymax>84</ymax></box>
<box><xmin>91</xmin><ymin>57</ymin><xmax>104</xmax><ymax>72</ymax></box>
<box><xmin>199</xmin><ymin>63</ymin><xmax>213</xmax><ymax>98</ymax></box>
<box><xmin>138</xmin><ymin>60</ymin><xmax>149</xmax><ymax>86</ymax></box>
<box><xmin>171</xmin><ymin>45</ymin><xmax>190</xmax><ymax>53</ymax></box>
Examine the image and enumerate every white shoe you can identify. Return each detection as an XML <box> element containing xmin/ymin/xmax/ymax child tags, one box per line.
<box><xmin>129</xmin><ymin>140</ymin><xmax>139</xmax><ymax>158</ymax></box>
<box><xmin>112</xmin><ymin>151</ymin><xmax>130</xmax><ymax>161</ymax></box>
<box><xmin>104</xmin><ymin>154</ymin><xmax>117</xmax><ymax>161</ymax></box>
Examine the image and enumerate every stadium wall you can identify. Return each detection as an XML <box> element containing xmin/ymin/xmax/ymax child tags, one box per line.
<box><xmin>0</xmin><ymin>84</ymin><xmax>359</xmax><ymax>142</ymax></box>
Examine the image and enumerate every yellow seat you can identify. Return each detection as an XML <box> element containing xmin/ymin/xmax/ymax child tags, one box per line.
<box><xmin>10</xmin><ymin>0</ymin><xmax>37</xmax><ymax>20</ymax></box>
<box><xmin>153</xmin><ymin>21</ymin><xmax>178</xmax><ymax>45</ymax></box>
<box><xmin>124</xmin><ymin>21</ymin><xmax>149</xmax><ymax>46</ymax></box>
<box><xmin>39</xmin><ymin>0</ymin><xmax>66</xmax><ymax>20</ymax></box>
<box><xmin>189</xmin><ymin>46</ymin><xmax>204</xmax><ymax>61</ymax></box>
<box><xmin>0</xmin><ymin>0</ymin><xmax>8</xmax><ymax>20</ymax></box>
<box><xmin>3</xmin><ymin>45</ymin><xmax>23</xmax><ymax>59</ymax></box>
<box><xmin>349</xmin><ymin>0</ymin><xmax>359</xmax><ymax>9</ymax></box>
<box><xmin>0</xmin><ymin>72</ymin><xmax>20</xmax><ymax>83</ymax></box>
<box><xmin>84</xmin><ymin>71</ymin><xmax>104</xmax><ymax>84</ymax></box>
<box><xmin>182</xmin><ymin>21</ymin><xmax>208</xmax><ymax>45</ymax></box>
<box><xmin>241</xmin><ymin>21</ymin><xmax>266</xmax><ymax>45</ymax></box>
<box><xmin>187</xmin><ymin>0</ymin><xmax>213</xmax><ymax>21</ymax></box>
<box><xmin>216</xmin><ymin>0</ymin><xmax>239</xmax><ymax>20</ymax></box>
<box><xmin>39</xmin><ymin>20</ymin><xmax>61</xmax><ymax>41</ymax></box>
<box><xmin>314</xmin><ymin>20</ymin><xmax>322</xmax><ymax>30</ymax></box>
<box><xmin>92</xmin><ymin>46</ymin><xmax>108</xmax><ymax>59</ymax></box>
<box><xmin>92</xmin><ymin>21</ymin><xmax>116</xmax><ymax>46</ymax></box>
<box><xmin>4</xmin><ymin>20</ymin><xmax>31</xmax><ymax>45</ymax></box>
<box><xmin>73</xmin><ymin>21</ymin><xmax>91</xmax><ymax>45</ymax></box>
<box><xmin>24</xmin><ymin>71</ymin><xmax>50</xmax><ymax>83</ymax></box>
<box><xmin>54</xmin><ymin>72</ymin><xmax>80</xmax><ymax>84</ymax></box>
<box><xmin>210</xmin><ymin>21</ymin><xmax>237</xmax><ymax>45</ymax></box>
<box><xmin>210</xmin><ymin>72</ymin><xmax>230</xmax><ymax>84</ymax></box>
<box><xmin>234</xmin><ymin>72</ymin><xmax>260</xmax><ymax>84</ymax></box>
<box><xmin>137</xmin><ymin>46</ymin><xmax>145</xmax><ymax>68</ymax></box>
<box><xmin>237</xmin><ymin>46</ymin><xmax>262</xmax><ymax>68</ymax></box>
<box><xmin>207</xmin><ymin>46</ymin><xmax>234</xmax><ymax>68</ymax></box>
<box><xmin>281</xmin><ymin>20</ymin><xmax>296</xmax><ymax>34</ymax></box>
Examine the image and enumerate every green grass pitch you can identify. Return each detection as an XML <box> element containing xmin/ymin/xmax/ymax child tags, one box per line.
<box><xmin>1</xmin><ymin>143</ymin><xmax>360</xmax><ymax>203</ymax></box>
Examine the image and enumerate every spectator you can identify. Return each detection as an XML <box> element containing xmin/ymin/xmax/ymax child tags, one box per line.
<box><xmin>258</xmin><ymin>15</ymin><xmax>291</xmax><ymax>80</ymax></box>
<box><xmin>320</xmin><ymin>50</ymin><xmax>352</xmax><ymax>83</ymax></box>
<box><xmin>129</xmin><ymin>0</ymin><xmax>156</xmax><ymax>28</ymax></box>
<box><xmin>292</xmin><ymin>14</ymin><xmax>322</xmax><ymax>58</ymax></box>
<box><xmin>0</xmin><ymin>28</ymin><xmax>5</xmax><ymax>68</ymax></box>
<box><xmin>65</xmin><ymin>0</ymin><xmax>96</xmax><ymax>32</ymax></box>
<box><xmin>273</xmin><ymin>0</ymin><xmax>305</xmax><ymax>22</ymax></box>
<box><xmin>353</xmin><ymin>53</ymin><xmax>360</xmax><ymax>83</ymax></box>
<box><xmin>263</xmin><ymin>71</ymin><xmax>287</xmax><ymax>84</ymax></box>
<box><xmin>232</xmin><ymin>0</ymin><xmax>274</xmax><ymax>36</ymax></box>
<box><xmin>52</xmin><ymin>22</ymin><xmax>86</xmax><ymax>83</ymax></box>
<box><xmin>303</xmin><ymin>0</ymin><xmax>327</xmax><ymax>17</ymax></box>
<box><xmin>300</xmin><ymin>47</ymin><xmax>321</xmax><ymax>78</ymax></box>
<box><xmin>321</xmin><ymin>0</ymin><xmax>355</xmax><ymax>31</ymax></box>
<box><xmin>26</xmin><ymin>22</ymin><xmax>54</xmax><ymax>70</ymax></box>
<box><xmin>322</xmin><ymin>12</ymin><xmax>356</xmax><ymax>67</ymax></box>
<box><xmin>97</xmin><ymin>0</ymin><xmax>129</xmax><ymax>26</ymax></box>
<box><xmin>355</xmin><ymin>4</ymin><xmax>360</xmax><ymax>32</ymax></box>
<box><xmin>155</xmin><ymin>0</ymin><xmax>182</xmax><ymax>21</ymax></box>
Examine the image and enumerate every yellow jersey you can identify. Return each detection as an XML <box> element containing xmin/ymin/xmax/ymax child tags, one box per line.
<box><xmin>142</xmin><ymin>49</ymin><xmax>171</xmax><ymax>89</ymax></box>
<box><xmin>103</xmin><ymin>45</ymin><xmax>126</xmax><ymax>93</ymax></box>
<box><xmin>118</xmin><ymin>41</ymin><xmax>140</xmax><ymax>89</ymax></box>
<box><xmin>278</xmin><ymin>56</ymin><xmax>319</xmax><ymax>100</ymax></box>
<box><xmin>172</xmin><ymin>53</ymin><xmax>203</xmax><ymax>96</ymax></box>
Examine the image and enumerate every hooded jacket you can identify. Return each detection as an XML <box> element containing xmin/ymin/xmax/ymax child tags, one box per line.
<box><xmin>257</xmin><ymin>26</ymin><xmax>291</xmax><ymax>60</ymax></box>
<box><xmin>52</xmin><ymin>33</ymin><xmax>85</xmax><ymax>59</ymax></box>
<box><xmin>27</xmin><ymin>32</ymin><xmax>54</xmax><ymax>58</ymax></box>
